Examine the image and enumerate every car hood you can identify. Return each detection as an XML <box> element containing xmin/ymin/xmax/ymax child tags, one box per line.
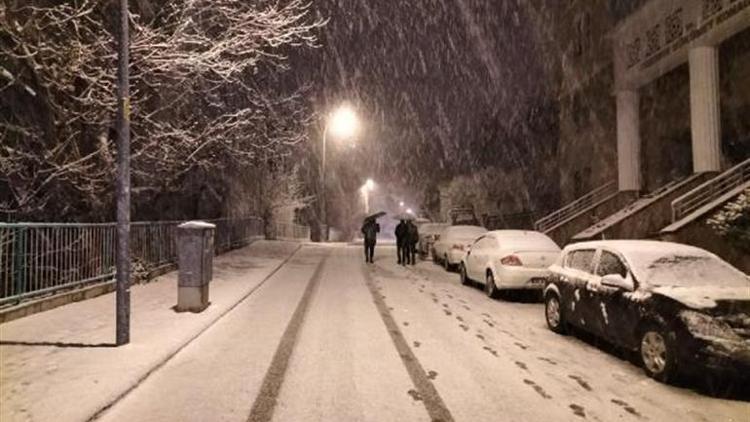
<box><xmin>651</xmin><ymin>285</ymin><xmax>750</xmax><ymax>310</ymax></box>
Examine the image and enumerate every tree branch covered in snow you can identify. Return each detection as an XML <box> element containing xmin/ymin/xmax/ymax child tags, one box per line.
<box><xmin>0</xmin><ymin>0</ymin><xmax>325</xmax><ymax>219</ymax></box>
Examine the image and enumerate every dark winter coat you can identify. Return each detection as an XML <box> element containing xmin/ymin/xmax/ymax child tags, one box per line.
<box><xmin>407</xmin><ymin>221</ymin><xmax>419</xmax><ymax>245</ymax></box>
<box><xmin>395</xmin><ymin>221</ymin><xmax>408</xmax><ymax>245</ymax></box>
<box><xmin>361</xmin><ymin>220</ymin><xmax>380</xmax><ymax>242</ymax></box>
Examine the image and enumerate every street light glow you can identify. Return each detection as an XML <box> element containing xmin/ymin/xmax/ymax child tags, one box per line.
<box><xmin>406</xmin><ymin>208</ymin><xmax>413</xmax><ymax>214</ymax></box>
<box><xmin>365</xmin><ymin>178</ymin><xmax>375</xmax><ymax>191</ymax></box>
<box><xmin>329</xmin><ymin>105</ymin><xmax>359</xmax><ymax>139</ymax></box>
<box><xmin>399</xmin><ymin>201</ymin><xmax>404</xmax><ymax>207</ymax></box>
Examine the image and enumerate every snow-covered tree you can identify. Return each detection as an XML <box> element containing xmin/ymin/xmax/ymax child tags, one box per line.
<box><xmin>0</xmin><ymin>0</ymin><xmax>325</xmax><ymax>220</ymax></box>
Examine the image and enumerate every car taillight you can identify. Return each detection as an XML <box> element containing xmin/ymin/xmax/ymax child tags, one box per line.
<box><xmin>500</xmin><ymin>255</ymin><xmax>523</xmax><ymax>266</ymax></box>
<box><xmin>452</xmin><ymin>244</ymin><xmax>464</xmax><ymax>251</ymax></box>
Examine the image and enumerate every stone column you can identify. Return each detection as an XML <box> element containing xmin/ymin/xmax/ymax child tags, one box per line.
<box><xmin>689</xmin><ymin>46</ymin><xmax>722</xmax><ymax>173</ymax></box>
<box><xmin>616</xmin><ymin>90</ymin><xmax>642</xmax><ymax>191</ymax></box>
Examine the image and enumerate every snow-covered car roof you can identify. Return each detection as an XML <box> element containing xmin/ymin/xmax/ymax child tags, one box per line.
<box><xmin>563</xmin><ymin>240</ymin><xmax>749</xmax><ymax>288</ymax></box>
<box><xmin>486</xmin><ymin>230</ymin><xmax>561</xmax><ymax>250</ymax></box>
<box><xmin>562</xmin><ymin>240</ymin><xmax>708</xmax><ymax>257</ymax></box>
<box><xmin>420</xmin><ymin>223</ymin><xmax>450</xmax><ymax>234</ymax></box>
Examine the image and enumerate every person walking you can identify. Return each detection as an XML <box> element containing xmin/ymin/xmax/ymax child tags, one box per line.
<box><xmin>395</xmin><ymin>219</ymin><xmax>408</xmax><ymax>265</ymax></box>
<box><xmin>361</xmin><ymin>218</ymin><xmax>380</xmax><ymax>263</ymax></box>
<box><xmin>406</xmin><ymin>220</ymin><xmax>419</xmax><ymax>265</ymax></box>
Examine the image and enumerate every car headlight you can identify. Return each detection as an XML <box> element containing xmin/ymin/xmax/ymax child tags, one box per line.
<box><xmin>680</xmin><ymin>310</ymin><xmax>741</xmax><ymax>341</ymax></box>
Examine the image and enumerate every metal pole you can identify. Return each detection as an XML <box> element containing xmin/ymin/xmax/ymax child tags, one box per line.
<box><xmin>115</xmin><ymin>0</ymin><xmax>131</xmax><ymax>346</ymax></box>
<box><xmin>320</xmin><ymin>123</ymin><xmax>328</xmax><ymax>242</ymax></box>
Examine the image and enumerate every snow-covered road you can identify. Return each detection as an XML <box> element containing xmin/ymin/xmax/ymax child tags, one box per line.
<box><xmin>2</xmin><ymin>243</ymin><xmax>748</xmax><ymax>422</ymax></box>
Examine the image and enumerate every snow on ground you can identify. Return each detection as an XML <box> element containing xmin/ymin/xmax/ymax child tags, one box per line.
<box><xmin>0</xmin><ymin>240</ymin><xmax>301</xmax><ymax>422</ymax></box>
<box><xmin>370</xmin><ymin>246</ymin><xmax>750</xmax><ymax>422</ymax></box>
<box><xmin>1</xmin><ymin>242</ymin><xmax>747</xmax><ymax>422</ymax></box>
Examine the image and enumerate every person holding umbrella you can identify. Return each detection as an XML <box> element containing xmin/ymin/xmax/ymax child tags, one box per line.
<box><xmin>361</xmin><ymin>212</ymin><xmax>383</xmax><ymax>263</ymax></box>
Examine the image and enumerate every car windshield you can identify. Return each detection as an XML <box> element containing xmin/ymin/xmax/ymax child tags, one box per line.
<box><xmin>632</xmin><ymin>253</ymin><xmax>749</xmax><ymax>288</ymax></box>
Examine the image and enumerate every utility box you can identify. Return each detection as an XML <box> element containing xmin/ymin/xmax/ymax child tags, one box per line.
<box><xmin>176</xmin><ymin>221</ymin><xmax>215</xmax><ymax>312</ymax></box>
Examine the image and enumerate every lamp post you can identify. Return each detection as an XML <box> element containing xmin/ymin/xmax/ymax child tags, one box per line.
<box><xmin>320</xmin><ymin>105</ymin><xmax>359</xmax><ymax>241</ymax></box>
<box><xmin>361</xmin><ymin>178</ymin><xmax>375</xmax><ymax>214</ymax></box>
<box><xmin>115</xmin><ymin>0</ymin><xmax>131</xmax><ymax>345</ymax></box>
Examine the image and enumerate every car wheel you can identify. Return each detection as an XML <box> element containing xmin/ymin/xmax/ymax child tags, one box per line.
<box><xmin>485</xmin><ymin>272</ymin><xmax>500</xmax><ymax>299</ymax></box>
<box><xmin>443</xmin><ymin>255</ymin><xmax>451</xmax><ymax>271</ymax></box>
<box><xmin>639</xmin><ymin>326</ymin><xmax>677</xmax><ymax>382</ymax></box>
<box><xmin>544</xmin><ymin>293</ymin><xmax>566</xmax><ymax>334</ymax></box>
<box><xmin>460</xmin><ymin>264</ymin><xmax>470</xmax><ymax>285</ymax></box>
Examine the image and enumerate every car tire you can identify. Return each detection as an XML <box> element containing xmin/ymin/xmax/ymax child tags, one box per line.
<box><xmin>460</xmin><ymin>264</ymin><xmax>471</xmax><ymax>285</ymax></box>
<box><xmin>639</xmin><ymin>325</ymin><xmax>677</xmax><ymax>383</ymax></box>
<box><xmin>485</xmin><ymin>272</ymin><xmax>500</xmax><ymax>299</ymax></box>
<box><xmin>443</xmin><ymin>255</ymin><xmax>451</xmax><ymax>271</ymax></box>
<box><xmin>544</xmin><ymin>293</ymin><xmax>566</xmax><ymax>334</ymax></box>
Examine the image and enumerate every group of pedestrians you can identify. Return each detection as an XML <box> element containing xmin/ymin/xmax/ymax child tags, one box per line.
<box><xmin>395</xmin><ymin>219</ymin><xmax>419</xmax><ymax>265</ymax></box>
<box><xmin>360</xmin><ymin>217</ymin><xmax>419</xmax><ymax>265</ymax></box>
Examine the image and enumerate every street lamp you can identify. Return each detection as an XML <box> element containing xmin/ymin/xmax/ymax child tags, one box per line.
<box><xmin>321</xmin><ymin>105</ymin><xmax>359</xmax><ymax>241</ymax></box>
<box><xmin>361</xmin><ymin>178</ymin><xmax>375</xmax><ymax>214</ymax></box>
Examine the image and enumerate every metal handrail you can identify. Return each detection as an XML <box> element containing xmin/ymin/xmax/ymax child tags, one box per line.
<box><xmin>534</xmin><ymin>181</ymin><xmax>618</xmax><ymax>232</ymax></box>
<box><xmin>671</xmin><ymin>158</ymin><xmax>750</xmax><ymax>222</ymax></box>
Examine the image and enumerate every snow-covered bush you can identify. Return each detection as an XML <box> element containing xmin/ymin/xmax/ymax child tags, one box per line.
<box><xmin>706</xmin><ymin>189</ymin><xmax>750</xmax><ymax>251</ymax></box>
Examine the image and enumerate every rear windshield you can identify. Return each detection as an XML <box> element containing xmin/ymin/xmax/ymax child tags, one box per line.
<box><xmin>497</xmin><ymin>233</ymin><xmax>559</xmax><ymax>251</ymax></box>
<box><xmin>445</xmin><ymin>226</ymin><xmax>487</xmax><ymax>240</ymax></box>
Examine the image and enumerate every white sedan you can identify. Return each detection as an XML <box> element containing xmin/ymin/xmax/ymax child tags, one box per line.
<box><xmin>460</xmin><ymin>230</ymin><xmax>561</xmax><ymax>298</ymax></box>
<box><xmin>432</xmin><ymin>225</ymin><xmax>488</xmax><ymax>271</ymax></box>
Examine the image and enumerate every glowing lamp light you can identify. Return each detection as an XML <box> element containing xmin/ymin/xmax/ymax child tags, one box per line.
<box><xmin>329</xmin><ymin>105</ymin><xmax>359</xmax><ymax>139</ymax></box>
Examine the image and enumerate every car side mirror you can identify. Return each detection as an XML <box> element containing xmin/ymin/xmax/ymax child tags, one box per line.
<box><xmin>601</xmin><ymin>274</ymin><xmax>634</xmax><ymax>291</ymax></box>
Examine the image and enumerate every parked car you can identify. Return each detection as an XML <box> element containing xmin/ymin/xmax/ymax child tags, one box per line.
<box><xmin>417</xmin><ymin>223</ymin><xmax>449</xmax><ymax>260</ymax></box>
<box><xmin>544</xmin><ymin>240</ymin><xmax>750</xmax><ymax>382</ymax></box>
<box><xmin>459</xmin><ymin>230</ymin><xmax>560</xmax><ymax>298</ymax></box>
<box><xmin>433</xmin><ymin>225</ymin><xmax>487</xmax><ymax>271</ymax></box>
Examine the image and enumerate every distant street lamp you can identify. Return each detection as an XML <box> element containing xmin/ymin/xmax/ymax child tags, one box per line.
<box><xmin>321</xmin><ymin>105</ymin><xmax>359</xmax><ymax>241</ymax></box>
<box><xmin>406</xmin><ymin>208</ymin><xmax>414</xmax><ymax>215</ymax></box>
<box><xmin>361</xmin><ymin>178</ymin><xmax>375</xmax><ymax>214</ymax></box>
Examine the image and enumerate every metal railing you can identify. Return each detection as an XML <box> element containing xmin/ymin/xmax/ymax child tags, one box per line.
<box><xmin>270</xmin><ymin>221</ymin><xmax>310</xmax><ymax>241</ymax></box>
<box><xmin>534</xmin><ymin>181</ymin><xmax>618</xmax><ymax>233</ymax></box>
<box><xmin>0</xmin><ymin>216</ymin><xmax>309</xmax><ymax>307</ymax></box>
<box><xmin>671</xmin><ymin>158</ymin><xmax>750</xmax><ymax>222</ymax></box>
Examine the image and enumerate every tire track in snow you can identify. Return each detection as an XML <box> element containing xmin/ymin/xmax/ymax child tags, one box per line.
<box><xmin>247</xmin><ymin>253</ymin><xmax>328</xmax><ymax>422</ymax></box>
<box><xmin>362</xmin><ymin>264</ymin><xmax>455</xmax><ymax>422</ymax></box>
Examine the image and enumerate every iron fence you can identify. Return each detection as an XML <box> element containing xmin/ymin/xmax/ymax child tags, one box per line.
<box><xmin>270</xmin><ymin>221</ymin><xmax>311</xmax><ymax>241</ymax></box>
<box><xmin>0</xmin><ymin>216</ymin><xmax>305</xmax><ymax>307</ymax></box>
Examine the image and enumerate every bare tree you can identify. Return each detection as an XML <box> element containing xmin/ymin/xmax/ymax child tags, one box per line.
<box><xmin>1</xmin><ymin>0</ymin><xmax>325</xmax><ymax>220</ymax></box>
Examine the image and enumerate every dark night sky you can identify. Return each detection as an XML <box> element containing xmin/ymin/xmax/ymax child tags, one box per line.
<box><xmin>282</xmin><ymin>1</ymin><xmax>646</xmax><ymax>208</ymax></box>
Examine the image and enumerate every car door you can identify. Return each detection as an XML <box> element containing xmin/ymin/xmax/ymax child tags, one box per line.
<box><xmin>466</xmin><ymin>236</ymin><xmax>488</xmax><ymax>280</ymax></box>
<box><xmin>592</xmin><ymin>250</ymin><xmax>641</xmax><ymax>348</ymax></box>
<box><xmin>559</xmin><ymin>249</ymin><xmax>598</xmax><ymax>330</ymax></box>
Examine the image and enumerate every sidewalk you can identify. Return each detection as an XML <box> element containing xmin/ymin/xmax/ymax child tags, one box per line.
<box><xmin>0</xmin><ymin>240</ymin><xmax>302</xmax><ymax>422</ymax></box>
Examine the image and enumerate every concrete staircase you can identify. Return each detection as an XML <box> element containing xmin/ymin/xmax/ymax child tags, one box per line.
<box><xmin>660</xmin><ymin>158</ymin><xmax>750</xmax><ymax>272</ymax></box>
<box><xmin>534</xmin><ymin>181</ymin><xmax>636</xmax><ymax>246</ymax></box>
<box><xmin>571</xmin><ymin>173</ymin><xmax>712</xmax><ymax>242</ymax></box>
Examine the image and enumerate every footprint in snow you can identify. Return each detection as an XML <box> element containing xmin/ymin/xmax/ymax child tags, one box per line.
<box><xmin>523</xmin><ymin>379</ymin><xmax>552</xmax><ymax>399</ymax></box>
<box><xmin>426</xmin><ymin>370</ymin><xmax>438</xmax><ymax>380</ymax></box>
<box><xmin>569</xmin><ymin>404</ymin><xmax>586</xmax><ymax>418</ymax></box>
<box><xmin>568</xmin><ymin>374</ymin><xmax>592</xmax><ymax>391</ymax></box>
<box><xmin>514</xmin><ymin>342</ymin><xmax>530</xmax><ymax>350</ymax></box>
<box><xmin>443</xmin><ymin>309</ymin><xmax>452</xmax><ymax>316</ymax></box>
<box><xmin>611</xmin><ymin>399</ymin><xmax>641</xmax><ymax>417</ymax></box>
<box><xmin>459</xmin><ymin>324</ymin><xmax>469</xmax><ymax>331</ymax></box>
<box><xmin>407</xmin><ymin>389</ymin><xmax>423</xmax><ymax>401</ymax></box>
<box><xmin>413</xmin><ymin>341</ymin><xmax>421</xmax><ymax>348</ymax></box>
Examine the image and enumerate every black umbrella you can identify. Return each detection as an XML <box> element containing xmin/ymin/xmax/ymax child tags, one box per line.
<box><xmin>365</xmin><ymin>211</ymin><xmax>387</xmax><ymax>220</ymax></box>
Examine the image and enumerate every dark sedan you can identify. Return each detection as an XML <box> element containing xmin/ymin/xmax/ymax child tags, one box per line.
<box><xmin>543</xmin><ymin>240</ymin><xmax>750</xmax><ymax>383</ymax></box>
